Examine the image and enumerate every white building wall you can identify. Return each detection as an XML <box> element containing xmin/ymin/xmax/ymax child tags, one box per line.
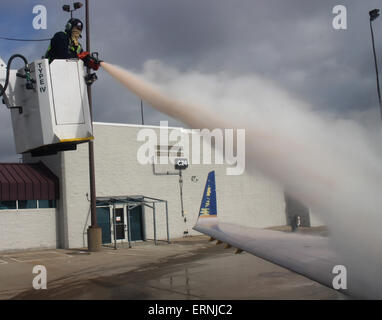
<box><xmin>0</xmin><ymin>209</ymin><xmax>57</xmax><ymax>252</ymax></box>
<box><xmin>23</xmin><ymin>153</ymin><xmax>71</xmax><ymax>249</ymax></box>
<box><xmin>47</xmin><ymin>123</ymin><xmax>287</xmax><ymax>248</ymax></box>
<box><xmin>21</xmin><ymin>122</ymin><xmax>323</xmax><ymax>250</ymax></box>
<box><xmin>310</xmin><ymin>211</ymin><xmax>325</xmax><ymax>227</ymax></box>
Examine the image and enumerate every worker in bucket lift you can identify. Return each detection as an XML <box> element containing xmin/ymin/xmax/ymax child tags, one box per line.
<box><xmin>45</xmin><ymin>18</ymin><xmax>101</xmax><ymax>73</ymax></box>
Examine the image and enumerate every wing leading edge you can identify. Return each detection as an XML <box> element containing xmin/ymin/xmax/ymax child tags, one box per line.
<box><xmin>193</xmin><ymin>171</ymin><xmax>347</xmax><ymax>297</ymax></box>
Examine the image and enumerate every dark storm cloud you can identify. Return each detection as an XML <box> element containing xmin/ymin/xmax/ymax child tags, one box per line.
<box><xmin>89</xmin><ymin>0</ymin><xmax>382</xmax><ymax>114</ymax></box>
<box><xmin>1</xmin><ymin>0</ymin><xmax>382</xmax><ymax>161</ymax></box>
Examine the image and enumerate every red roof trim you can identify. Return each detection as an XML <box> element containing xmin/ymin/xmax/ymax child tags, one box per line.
<box><xmin>0</xmin><ymin>163</ymin><xmax>59</xmax><ymax>201</ymax></box>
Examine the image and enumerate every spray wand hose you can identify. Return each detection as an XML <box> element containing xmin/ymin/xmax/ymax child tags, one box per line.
<box><xmin>0</xmin><ymin>54</ymin><xmax>32</xmax><ymax>97</ymax></box>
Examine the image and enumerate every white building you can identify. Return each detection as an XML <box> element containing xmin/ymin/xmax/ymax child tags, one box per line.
<box><xmin>0</xmin><ymin>122</ymin><xmax>322</xmax><ymax>252</ymax></box>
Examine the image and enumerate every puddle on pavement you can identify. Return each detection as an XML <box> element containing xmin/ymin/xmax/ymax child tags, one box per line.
<box><xmin>13</xmin><ymin>245</ymin><xmax>346</xmax><ymax>300</ymax></box>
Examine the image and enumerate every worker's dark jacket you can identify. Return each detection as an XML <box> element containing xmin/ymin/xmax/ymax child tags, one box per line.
<box><xmin>45</xmin><ymin>31</ymin><xmax>83</xmax><ymax>63</ymax></box>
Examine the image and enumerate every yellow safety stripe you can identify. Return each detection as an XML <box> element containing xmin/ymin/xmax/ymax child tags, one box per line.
<box><xmin>59</xmin><ymin>136</ymin><xmax>94</xmax><ymax>143</ymax></box>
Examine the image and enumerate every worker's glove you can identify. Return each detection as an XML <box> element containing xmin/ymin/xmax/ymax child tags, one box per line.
<box><xmin>78</xmin><ymin>51</ymin><xmax>102</xmax><ymax>71</ymax></box>
<box><xmin>78</xmin><ymin>51</ymin><xmax>92</xmax><ymax>67</ymax></box>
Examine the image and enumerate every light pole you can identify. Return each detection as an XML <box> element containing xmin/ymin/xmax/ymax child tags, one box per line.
<box><xmin>369</xmin><ymin>9</ymin><xmax>382</xmax><ymax>119</ymax></box>
<box><xmin>62</xmin><ymin>2</ymin><xmax>83</xmax><ymax>19</ymax></box>
<box><xmin>62</xmin><ymin>1</ymin><xmax>100</xmax><ymax>251</ymax></box>
<box><xmin>85</xmin><ymin>0</ymin><xmax>102</xmax><ymax>252</ymax></box>
<box><xmin>140</xmin><ymin>100</ymin><xmax>144</xmax><ymax>125</ymax></box>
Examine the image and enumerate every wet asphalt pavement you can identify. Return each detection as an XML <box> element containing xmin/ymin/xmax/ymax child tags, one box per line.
<box><xmin>13</xmin><ymin>238</ymin><xmax>346</xmax><ymax>300</ymax></box>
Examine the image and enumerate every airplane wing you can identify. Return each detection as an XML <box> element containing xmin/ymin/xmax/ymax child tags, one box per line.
<box><xmin>193</xmin><ymin>171</ymin><xmax>348</xmax><ymax>297</ymax></box>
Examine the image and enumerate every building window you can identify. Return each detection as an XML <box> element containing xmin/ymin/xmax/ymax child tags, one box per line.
<box><xmin>38</xmin><ymin>200</ymin><xmax>56</xmax><ymax>209</ymax></box>
<box><xmin>18</xmin><ymin>200</ymin><xmax>38</xmax><ymax>209</ymax></box>
<box><xmin>0</xmin><ymin>200</ymin><xmax>57</xmax><ymax>210</ymax></box>
<box><xmin>0</xmin><ymin>201</ymin><xmax>17</xmax><ymax>210</ymax></box>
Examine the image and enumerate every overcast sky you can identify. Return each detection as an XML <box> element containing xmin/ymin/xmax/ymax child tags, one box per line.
<box><xmin>0</xmin><ymin>0</ymin><xmax>381</xmax><ymax>161</ymax></box>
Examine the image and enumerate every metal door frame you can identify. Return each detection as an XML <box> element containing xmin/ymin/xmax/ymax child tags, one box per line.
<box><xmin>113</xmin><ymin>205</ymin><xmax>127</xmax><ymax>244</ymax></box>
<box><xmin>97</xmin><ymin>195</ymin><xmax>169</xmax><ymax>249</ymax></box>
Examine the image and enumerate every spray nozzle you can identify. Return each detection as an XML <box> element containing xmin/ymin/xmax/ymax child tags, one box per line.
<box><xmin>78</xmin><ymin>51</ymin><xmax>103</xmax><ymax>70</ymax></box>
<box><xmin>91</xmin><ymin>52</ymin><xmax>102</xmax><ymax>63</ymax></box>
<box><xmin>89</xmin><ymin>52</ymin><xmax>102</xmax><ymax>70</ymax></box>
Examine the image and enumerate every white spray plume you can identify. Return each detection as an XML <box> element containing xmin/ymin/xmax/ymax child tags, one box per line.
<box><xmin>101</xmin><ymin>60</ymin><xmax>382</xmax><ymax>298</ymax></box>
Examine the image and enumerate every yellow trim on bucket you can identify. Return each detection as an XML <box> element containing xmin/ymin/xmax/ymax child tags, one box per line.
<box><xmin>59</xmin><ymin>136</ymin><xmax>94</xmax><ymax>143</ymax></box>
